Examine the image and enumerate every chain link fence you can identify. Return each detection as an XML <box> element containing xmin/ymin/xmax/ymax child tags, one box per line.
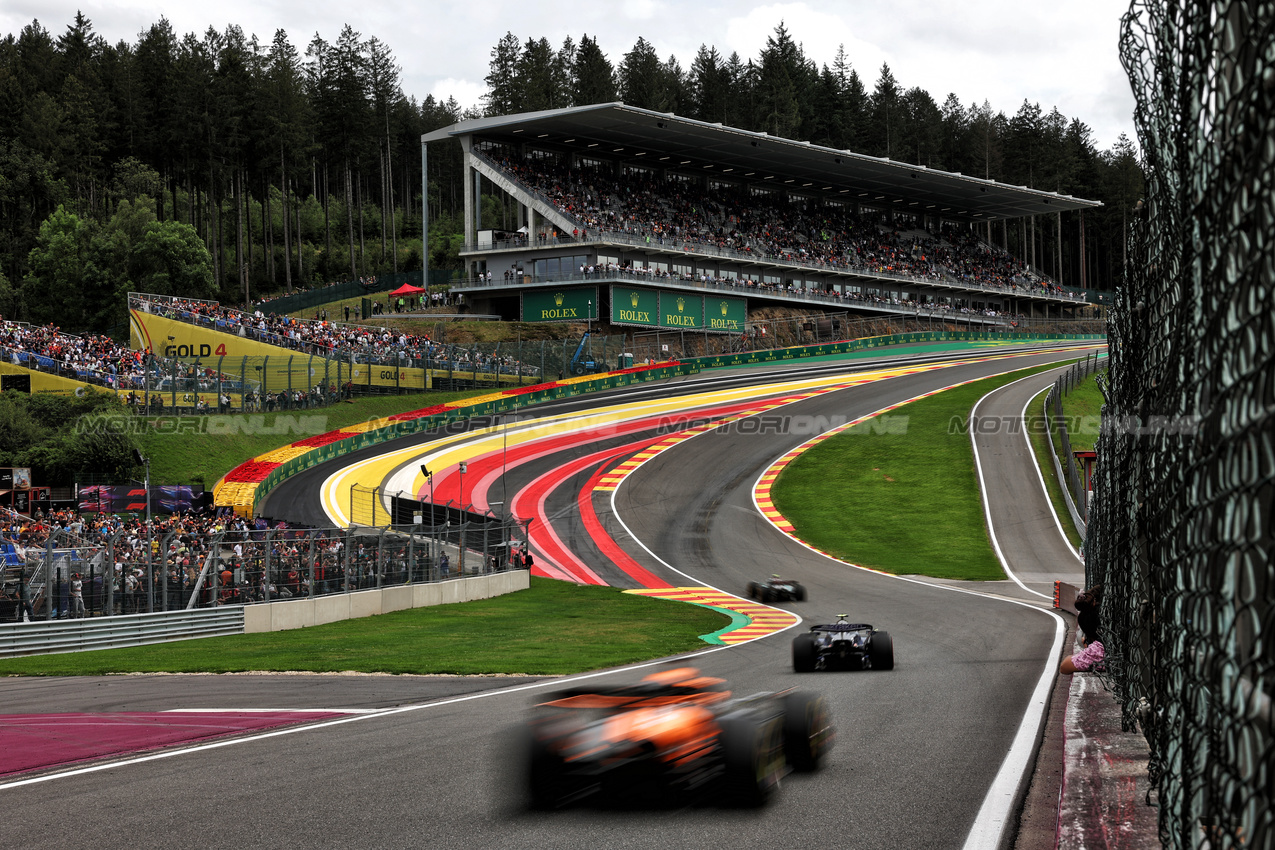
<box><xmin>1044</xmin><ymin>352</ymin><xmax>1106</xmax><ymax>527</ymax></box>
<box><xmin>1082</xmin><ymin>4</ymin><xmax>1274</xmax><ymax>848</ymax></box>
<box><xmin>4</xmin><ymin>517</ymin><xmax>529</xmax><ymax>621</ymax></box>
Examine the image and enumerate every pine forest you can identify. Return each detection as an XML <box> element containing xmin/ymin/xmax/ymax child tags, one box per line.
<box><xmin>0</xmin><ymin>16</ymin><xmax>1144</xmax><ymax>335</ymax></box>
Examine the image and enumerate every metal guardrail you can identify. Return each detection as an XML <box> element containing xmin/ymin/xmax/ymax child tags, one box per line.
<box><xmin>1044</xmin><ymin>352</ymin><xmax>1105</xmax><ymax>523</ymax></box>
<box><xmin>0</xmin><ymin>607</ymin><xmax>245</xmax><ymax>658</ymax></box>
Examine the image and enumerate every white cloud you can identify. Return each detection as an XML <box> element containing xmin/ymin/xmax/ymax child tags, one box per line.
<box><xmin>432</xmin><ymin>78</ymin><xmax>486</xmax><ymax>113</ymax></box>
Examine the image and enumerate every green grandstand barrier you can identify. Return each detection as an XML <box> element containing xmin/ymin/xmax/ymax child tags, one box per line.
<box><xmin>679</xmin><ymin>330</ymin><xmax>1107</xmax><ymax>372</ymax></box>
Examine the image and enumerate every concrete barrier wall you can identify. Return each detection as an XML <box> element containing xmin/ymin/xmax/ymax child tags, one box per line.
<box><xmin>242</xmin><ymin>570</ymin><xmax>530</xmax><ymax>633</ymax></box>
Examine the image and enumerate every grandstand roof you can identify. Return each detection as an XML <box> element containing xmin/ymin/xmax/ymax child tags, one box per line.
<box><xmin>421</xmin><ymin>103</ymin><xmax>1101</xmax><ymax>222</ymax></box>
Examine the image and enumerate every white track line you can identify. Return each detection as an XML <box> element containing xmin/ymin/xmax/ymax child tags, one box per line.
<box><xmin>969</xmin><ymin>370</ymin><xmax>1065</xmax><ymax>601</ymax></box>
<box><xmin>0</xmin><ymin>648</ymin><xmax>735</xmax><ymax>791</ymax></box>
<box><xmin>1020</xmin><ymin>386</ymin><xmax>1085</xmax><ymax>564</ymax></box>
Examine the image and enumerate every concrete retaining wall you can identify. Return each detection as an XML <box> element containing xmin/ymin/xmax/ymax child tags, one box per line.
<box><xmin>242</xmin><ymin>570</ymin><xmax>529</xmax><ymax>633</ymax></box>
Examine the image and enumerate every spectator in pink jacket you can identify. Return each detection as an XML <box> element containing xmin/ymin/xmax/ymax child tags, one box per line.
<box><xmin>1061</xmin><ymin>585</ymin><xmax>1105</xmax><ymax>674</ymax></box>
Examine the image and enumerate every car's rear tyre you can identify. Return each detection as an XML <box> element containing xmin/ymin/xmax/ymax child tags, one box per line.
<box><xmin>718</xmin><ymin>716</ymin><xmax>783</xmax><ymax>807</ymax></box>
<box><xmin>761</xmin><ymin>587</ymin><xmax>775</xmax><ymax>603</ymax></box>
<box><xmin>869</xmin><ymin>630</ymin><xmax>894</xmax><ymax>670</ymax></box>
<box><xmin>781</xmin><ymin>691</ymin><xmax>834</xmax><ymax>771</ymax></box>
<box><xmin>523</xmin><ymin>725</ymin><xmax>575</xmax><ymax>809</ymax></box>
<box><xmin>747</xmin><ymin>582</ymin><xmax>760</xmax><ymax>600</ymax></box>
<box><xmin>792</xmin><ymin>632</ymin><xmax>818</xmax><ymax>672</ymax></box>
<box><xmin>792</xmin><ymin>583</ymin><xmax>806</xmax><ymax>601</ymax></box>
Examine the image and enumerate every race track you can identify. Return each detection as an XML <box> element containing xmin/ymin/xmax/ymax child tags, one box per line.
<box><xmin>0</xmin><ymin>342</ymin><xmax>1098</xmax><ymax>850</ymax></box>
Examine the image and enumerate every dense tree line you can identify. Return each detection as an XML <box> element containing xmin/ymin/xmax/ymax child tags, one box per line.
<box><xmin>0</xmin><ymin>14</ymin><xmax>470</xmax><ymax>332</ymax></box>
<box><xmin>0</xmin><ymin>15</ymin><xmax>1141</xmax><ymax>336</ymax></box>
<box><xmin>0</xmin><ymin>390</ymin><xmax>137</xmax><ymax>484</ymax></box>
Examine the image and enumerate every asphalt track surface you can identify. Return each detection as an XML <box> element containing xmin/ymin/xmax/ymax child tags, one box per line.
<box><xmin>1</xmin><ymin>342</ymin><xmax>1097</xmax><ymax>850</ymax></box>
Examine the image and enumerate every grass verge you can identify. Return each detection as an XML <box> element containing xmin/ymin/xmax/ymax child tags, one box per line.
<box><xmin>771</xmin><ymin>363</ymin><xmax>1074</xmax><ymax>580</ymax></box>
<box><xmin>0</xmin><ymin>579</ymin><xmax>728</xmax><ymax>677</ymax></box>
<box><xmin>1025</xmin><ymin>387</ymin><xmax>1084</xmax><ymax>550</ymax></box>
<box><xmin>1050</xmin><ymin>370</ymin><xmax>1106</xmax><ymax>455</ymax></box>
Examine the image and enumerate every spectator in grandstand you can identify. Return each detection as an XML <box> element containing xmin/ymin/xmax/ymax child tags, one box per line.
<box><xmin>482</xmin><ymin>150</ymin><xmax>1076</xmax><ymax>302</ymax></box>
<box><xmin>131</xmin><ymin>293</ymin><xmax>539</xmax><ymax>379</ymax></box>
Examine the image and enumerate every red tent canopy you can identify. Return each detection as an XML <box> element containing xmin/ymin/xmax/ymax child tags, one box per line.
<box><xmin>389</xmin><ymin>283</ymin><xmax>425</xmax><ymax>296</ymax></box>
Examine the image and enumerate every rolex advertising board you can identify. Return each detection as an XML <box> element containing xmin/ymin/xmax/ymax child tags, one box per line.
<box><xmin>610</xmin><ymin>285</ymin><xmax>659</xmax><ymax>328</ymax></box>
<box><xmin>707</xmin><ymin>297</ymin><xmax>746</xmax><ymax>332</ymax></box>
<box><xmin>660</xmin><ymin>292</ymin><xmax>704</xmax><ymax>330</ymax></box>
<box><xmin>521</xmin><ymin>287</ymin><xmax>597</xmax><ymax>322</ymax></box>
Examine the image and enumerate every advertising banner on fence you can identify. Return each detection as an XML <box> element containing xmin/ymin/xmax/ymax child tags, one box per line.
<box><xmin>610</xmin><ymin>285</ymin><xmax>660</xmax><ymax>328</ymax></box>
<box><xmin>521</xmin><ymin>287</ymin><xmax>597</xmax><ymax>322</ymax></box>
<box><xmin>78</xmin><ymin>484</ymin><xmax>207</xmax><ymax>515</ymax></box>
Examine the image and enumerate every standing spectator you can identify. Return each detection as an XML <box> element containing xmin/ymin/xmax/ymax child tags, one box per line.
<box><xmin>16</xmin><ymin>572</ymin><xmax>34</xmax><ymax>622</ymax></box>
<box><xmin>344</xmin><ymin>304</ymin><xmax>350</xmax><ymax>322</ymax></box>
<box><xmin>439</xmin><ymin>553</ymin><xmax>450</xmax><ymax>578</ymax></box>
<box><xmin>69</xmin><ymin>572</ymin><xmax>85</xmax><ymax>618</ymax></box>
<box><xmin>125</xmin><ymin>569</ymin><xmax>141</xmax><ymax>613</ymax></box>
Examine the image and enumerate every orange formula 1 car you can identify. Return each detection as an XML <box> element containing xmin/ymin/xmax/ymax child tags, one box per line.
<box><xmin>521</xmin><ymin>666</ymin><xmax>834</xmax><ymax>808</ymax></box>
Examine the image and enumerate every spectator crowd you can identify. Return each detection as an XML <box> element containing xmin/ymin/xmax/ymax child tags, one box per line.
<box><xmin>1</xmin><ymin>503</ymin><xmax>511</xmax><ymax>620</ymax></box>
<box><xmin>134</xmin><ymin>294</ymin><xmax>536</xmax><ymax>377</ymax></box>
<box><xmin>482</xmin><ymin>149</ymin><xmax>1079</xmax><ymax>302</ymax></box>
<box><xmin>1</xmin><ymin>319</ymin><xmax>151</xmax><ymax>390</ymax></box>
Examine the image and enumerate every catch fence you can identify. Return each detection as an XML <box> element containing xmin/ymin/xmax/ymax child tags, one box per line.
<box><xmin>1082</xmin><ymin>4</ymin><xmax>1275</xmax><ymax>849</ymax></box>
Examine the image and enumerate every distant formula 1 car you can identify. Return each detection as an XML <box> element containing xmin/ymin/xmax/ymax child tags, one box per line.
<box><xmin>521</xmin><ymin>666</ymin><xmax>834</xmax><ymax>809</ymax></box>
<box><xmin>746</xmin><ymin>575</ymin><xmax>806</xmax><ymax>603</ymax></box>
<box><xmin>792</xmin><ymin>614</ymin><xmax>894</xmax><ymax>672</ymax></box>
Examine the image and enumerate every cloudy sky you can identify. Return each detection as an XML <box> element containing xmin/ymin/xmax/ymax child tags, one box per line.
<box><xmin>4</xmin><ymin>0</ymin><xmax>1139</xmax><ymax>151</ymax></box>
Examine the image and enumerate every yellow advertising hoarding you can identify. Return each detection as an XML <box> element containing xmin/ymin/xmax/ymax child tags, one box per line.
<box><xmin>129</xmin><ymin>309</ymin><xmax>429</xmax><ymax>391</ymax></box>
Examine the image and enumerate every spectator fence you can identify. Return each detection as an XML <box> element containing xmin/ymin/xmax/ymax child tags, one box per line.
<box><xmin>5</xmin><ymin>514</ymin><xmax>529</xmax><ymax>627</ymax></box>
<box><xmin>250</xmin><ymin>270</ymin><xmax>458</xmax><ymax>316</ymax></box>
<box><xmin>1081</xmin><ymin>4</ymin><xmax>1275</xmax><ymax>848</ymax></box>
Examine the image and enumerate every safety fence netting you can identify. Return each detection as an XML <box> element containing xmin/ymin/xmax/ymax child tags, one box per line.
<box><xmin>1085</xmin><ymin>2</ymin><xmax>1274</xmax><ymax>848</ymax></box>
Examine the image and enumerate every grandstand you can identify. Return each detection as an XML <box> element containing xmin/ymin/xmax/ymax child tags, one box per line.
<box><xmin>0</xmin><ymin>317</ymin><xmax>258</xmax><ymax>408</ymax></box>
<box><xmin>421</xmin><ymin>103</ymin><xmax>1101</xmax><ymax>332</ymax></box>
<box><xmin>128</xmin><ymin>293</ymin><xmax>541</xmax><ymax>402</ymax></box>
